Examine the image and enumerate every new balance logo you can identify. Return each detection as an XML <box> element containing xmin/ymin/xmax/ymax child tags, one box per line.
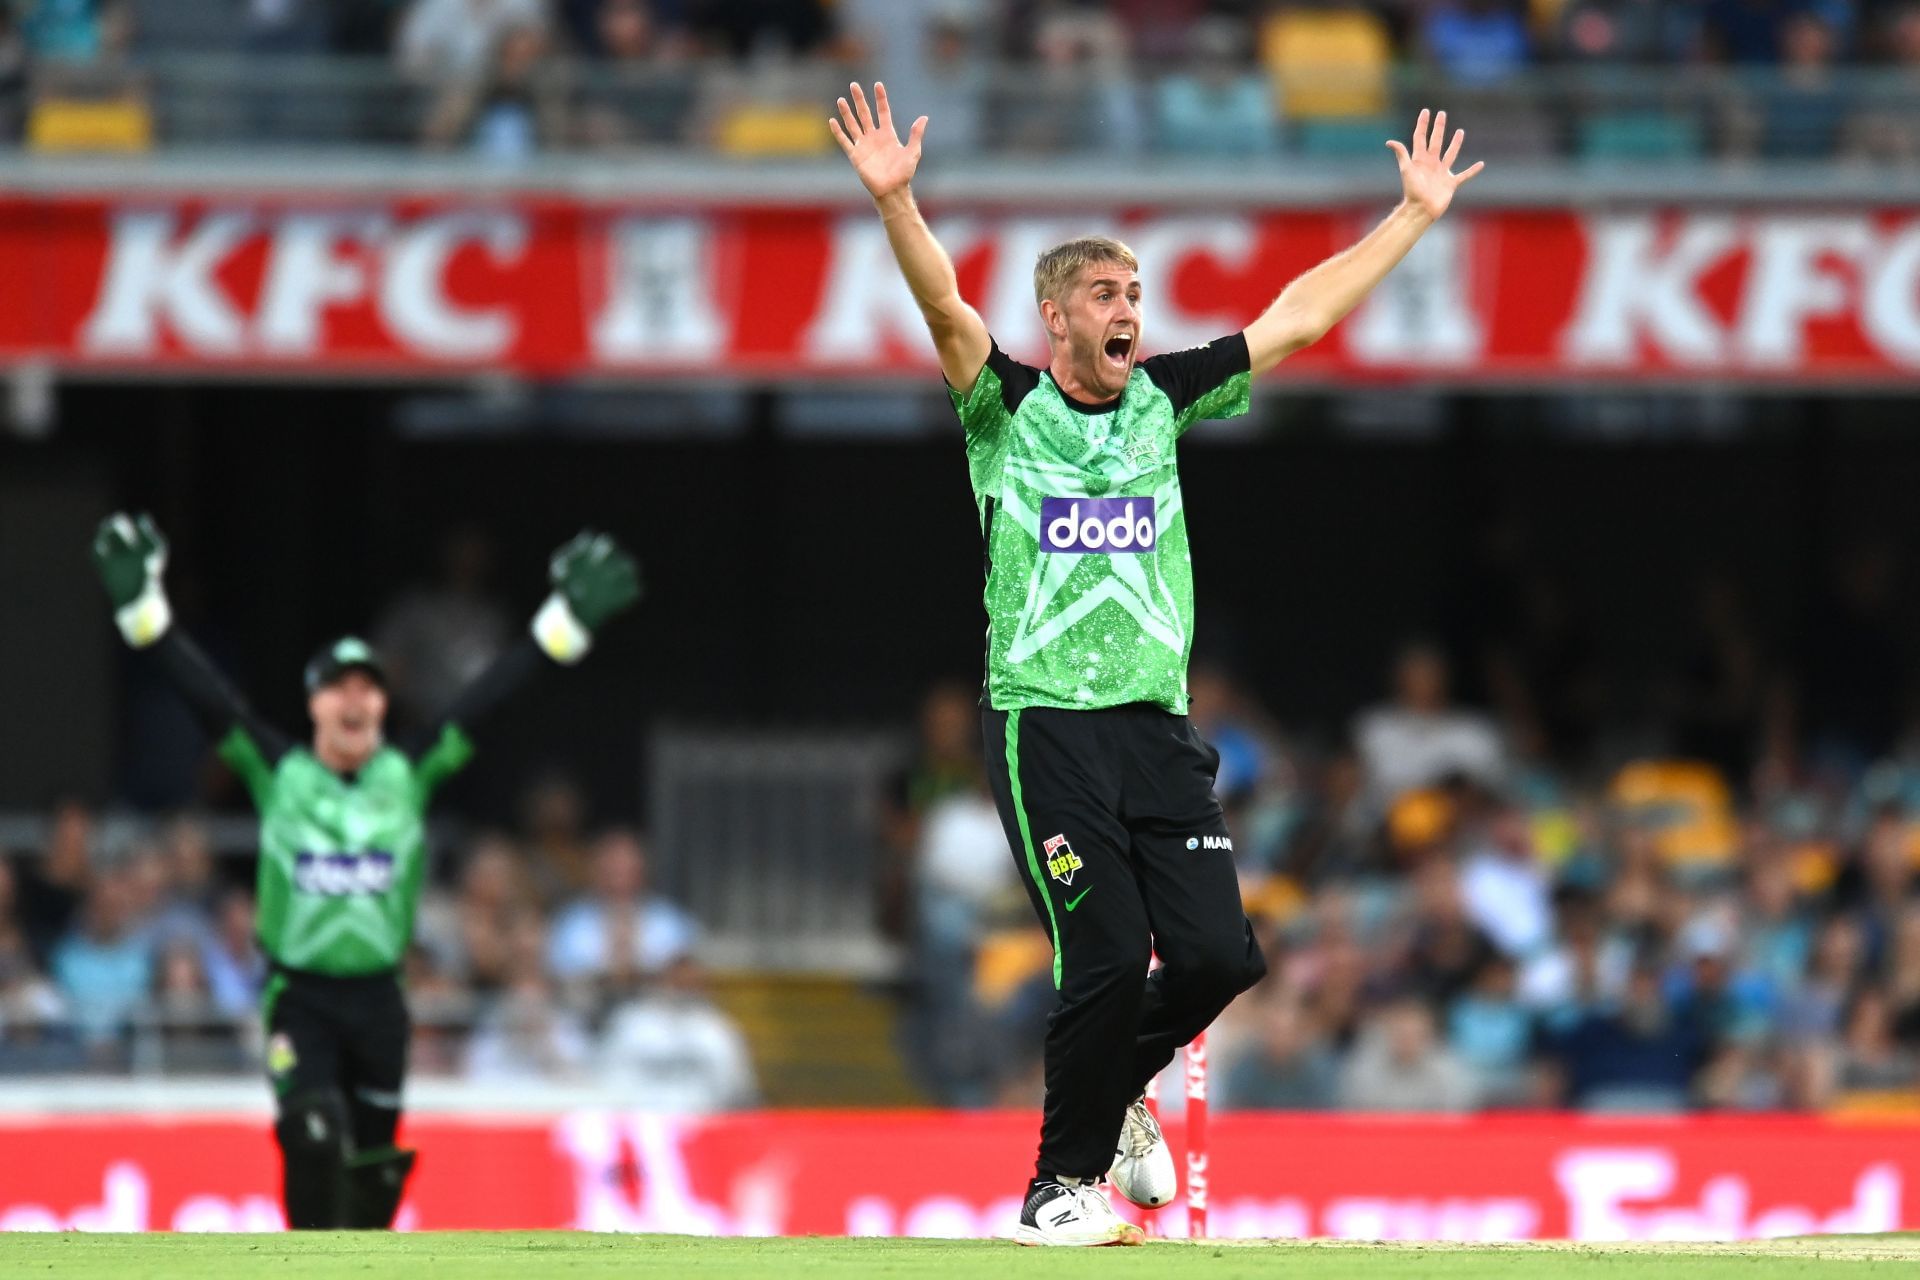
<box><xmin>1185</xmin><ymin>835</ymin><xmax>1234</xmax><ymax>852</ymax></box>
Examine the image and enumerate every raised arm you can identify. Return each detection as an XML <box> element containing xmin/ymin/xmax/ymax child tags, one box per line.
<box><xmin>830</xmin><ymin>82</ymin><xmax>991</xmax><ymax>391</ymax></box>
<box><xmin>403</xmin><ymin>531</ymin><xmax>641</xmax><ymax>767</ymax></box>
<box><xmin>1243</xmin><ymin>109</ymin><xmax>1484</xmax><ymax>375</ymax></box>
<box><xmin>91</xmin><ymin>513</ymin><xmax>294</xmax><ymax>764</ymax></box>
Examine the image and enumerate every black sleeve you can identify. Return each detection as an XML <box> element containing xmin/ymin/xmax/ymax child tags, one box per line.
<box><xmin>947</xmin><ymin>338</ymin><xmax>1042</xmax><ymax>421</ymax></box>
<box><xmin>401</xmin><ymin>635</ymin><xmax>552</xmax><ymax>757</ymax></box>
<box><xmin>1139</xmin><ymin>332</ymin><xmax>1252</xmax><ymax>418</ymax></box>
<box><xmin>146</xmin><ymin>630</ymin><xmax>295</xmax><ymax>763</ymax></box>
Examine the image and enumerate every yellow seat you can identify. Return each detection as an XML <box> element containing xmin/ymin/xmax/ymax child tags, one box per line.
<box><xmin>28</xmin><ymin>96</ymin><xmax>154</xmax><ymax>152</ymax></box>
<box><xmin>715</xmin><ymin>103</ymin><xmax>831</xmax><ymax>157</ymax></box>
<box><xmin>974</xmin><ymin>927</ymin><xmax>1054</xmax><ymax>1007</ymax></box>
<box><xmin>1608</xmin><ymin>760</ymin><xmax>1739</xmax><ymax>869</ymax></box>
<box><xmin>1260</xmin><ymin>9</ymin><xmax>1392</xmax><ymax>120</ymax></box>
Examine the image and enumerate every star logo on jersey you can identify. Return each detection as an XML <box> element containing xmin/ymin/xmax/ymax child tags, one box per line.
<box><xmin>1119</xmin><ymin>433</ymin><xmax>1163</xmax><ymax>470</ymax></box>
<box><xmin>1000</xmin><ymin>463</ymin><xmax>1188</xmax><ymax>668</ymax></box>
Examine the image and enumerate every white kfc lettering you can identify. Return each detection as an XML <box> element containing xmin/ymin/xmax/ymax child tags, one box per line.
<box><xmin>806</xmin><ymin>216</ymin><xmax>983</xmax><ymax>362</ymax></box>
<box><xmin>82</xmin><ymin>211</ymin><xmax>253</xmax><ymax>355</ymax></box>
<box><xmin>1736</xmin><ymin>216</ymin><xmax>1875</xmax><ymax>363</ymax></box>
<box><xmin>380</xmin><ymin>211</ymin><xmax>526</xmax><ymax>359</ymax></box>
<box><xmin>1863</xmin><ymin>222</ymin><xmax>1920</xmax><ymax>363</ymax></box>
<box><xmin>1126</xmin><ymin>217</ymin><xmax>1259</xmax><ymax>351</ymax></box>
<box><xmin>1562</xmin><ymin>215</ymin><xmax>1737</xmax><ymax>365</ymax></box>
<box><xmin>592</xmin><ymin>217</ymin><xmax>729</xmax><ymax>362</ymax></box>
<box><xmin>256</xmin><ymin>212</ymin><xmax>382</xmax><ymax>355</ymax></box>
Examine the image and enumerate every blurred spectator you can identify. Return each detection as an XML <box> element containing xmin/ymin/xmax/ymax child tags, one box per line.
<box><xmin>1545</xmin><ymin>962</ymin><xmax>1711</xmax><ymax>1110</ymax></box>
<box><xmin>1554</xmin><ymin>0</ymin><xmax>1702</xmax><ymax>62</ymax></box>
<box><xmin>241</xmin><ymin>0</ymin><xmax>329</xmax><ymax>54</ymax></box>
<box><xmin>1396</xmin><ymin>857</ymin><xmax>1500</xmax><ymax>1006</ymax></box>
<box><xmin>848</xmin><ymin>1</ymin><xmax>989</xmax><ymax>153</ymax></box>
<box><xmin>17</xmin><ymin>797</ymin><xmax>96</xmax><ymax>964</ymax></box>
<box><xmin>420</xmin><ymin>22</ymin><xmax>567</xmax><ymax>159</ymax></box>
<box><xmin>521</xmin><ymin>773</ymin><xmax>595</xmax><ymax>901</ymax></box>
<box><xmin>1000</xmin><ymin>6</ymin><xmax>1142</xmax><ymax>154</ymax></box>
<box><xmin>1520</xmin><ymin>889</ymin><xmax>1634</xmax><ymax>1015</ymax></box>
<box><xmin>152</xmin><ymin>935</ymin><xmax>246</xmax><ymax>1071</ymax></box>
<box><xmin>147</xmin><ymin>815</ymin><xmax>220</xmax><ymax>949</ymax></box>
<box><xmin>596</xmin><ymin>956</ymin><xmax>758</xmax><ymax>1111</ymax></box>
<box><xmin>398</xmin><ymin>0</ymin><xmax>547</xmax><ymax>84</ymax></box>
<box><xmin>0</xmin><ymin>921</ymin><xmax>68</xmax><ymax>1074</ymax></box>
<box><xmin>904</xmin><ymin>774</ymin><xmax>1022</xmax><ymax>1103</ymax></box>
<box><xmin>1447</xmin><ymin>955</ymin><xmax>1535</xmax><ymax>1103</ymax></box>
<box><xmin>417</xmin><ymin>834</ymin><xmax>534</xmax><ymax>990</ymax></box>
<box><xmin>1458</xmin><ymin>805</ymin><xmax>1553</xmax><ymax>958</ymax></box>
<box><xmin>1704</xmin><ymin>0</ymin><xmax>1805</xmax><ymax>62</ymax></box>
<box><xmin>1187</xmin><ymin>666</ymin><xmax>1276</xmax><ymax>806</ymax></box>
<box><xmin>467</xmin><ymin>918</ymin><xmax>592</xmax><ymax>1081</ymax></box>
<box><xmin>880</xmin><ymin>681</ymin><xmax>987</xmax><ymax>940</ymax></box>
<box><xmin>572</xmin><ymin>0</ymin><xmax>698</xmax><ymax>146</ymax></box>
<box><xmin>1836</xmin><ymin>986</ymin><xmax>1918</xmax><ymax>1091</ymax></box>
<box><xmin>1420</xmin><ymin>0</ymin><xmax>1532</xmax><ymax>85</ymax></box>
<box><xmin>1777</xmin><ymin>914</ymin><xmax>1865</xmax><ymax>1041</ymax></box>
<box><xmin>1218</xmin><ymin>993</ymin><xmax>1339</xmax><ymax>1109</ymax></box>
<box><xmin>0</xmin><ymin>5</ymin><xmax>25</xmax><ymax>143</ymax></box>
<box><xmin>547</xmin><ymin>828</ymin><xmax>699</xmax><ymax>999</ymax></box>
<box><xmin>1758</xmin><ymin>11</ymin><xmax>1852</xmax><ymax>158</ymax></box>
<box><xmin>1338</xmin><ymin>996</ymin><xmax>1480</xmax><ymax>1112</ymax></box>
<box><xmin>374</xmin><ymin>527</ymin><xmax>512</xmax><ymax>730</ymax></box>
<box><xmin>50</xmin><ymin>870</ymin><xmax>152</xmax><ymax>1048</ymax></box>
<box><xmin>1151</xmin><ymin>17</ymin><xmax>1277</xmax><ymax>157</ymax></box>
<box><xmin>688</xmin><ymin>0</ymin><xmax>837</xmax><ymax>58</ymax></box>
<box><xmin>1886</xmin><ymin>904</ymin><xmax>1920</xmax><ymax>1040</ymax></box>
<box><xmin>1354</xmin><ymin>643</ymin><xmax>1506</xmax><ymax>817</ymax></box>
<box><xmin>199</xmin><ymin>887</ymin><xmax>263</xmax><ymax>1018</ymax></box>
<box><xmin>1842</xmin><ymin>5</ymin><xmax>1920</xmax><ymax>162</ymax></box>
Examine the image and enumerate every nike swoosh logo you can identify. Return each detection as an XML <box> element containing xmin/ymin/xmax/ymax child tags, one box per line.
<box><xmin>1064</xmin><ymin>888</ymin><xmax>1093</xmax><ymax>911</ymax></box>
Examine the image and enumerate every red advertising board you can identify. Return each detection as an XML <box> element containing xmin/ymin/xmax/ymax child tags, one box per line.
<box><xmin>0</xmin><ymin>1111</ymin><xmax>1914</xmax><ymax>1238</ymax></box>
<box><xmin>1</xmin><ymin>195</ymin><xmax>1917</xmax><ymax>384</ymax></box>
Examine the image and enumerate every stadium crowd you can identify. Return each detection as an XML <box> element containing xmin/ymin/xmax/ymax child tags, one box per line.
<box><xmin>885</xmin><ymin>548</ymin><xmax>1920</xmax><ymax>1116</ymax></box>
<box><xmin>1</xmin><ymin>0</ymin><xmax>1918</xmax><ymax>159</ymax></box>
<box><xmin>0</xmin><ymin>789</ymin><xmax>757</xmax><ymax>1111</ymax></box>
<box><xmin>7</xmin><ymin>531</ymin><xmax>1920</xmax><ymax>1119</ymax></box>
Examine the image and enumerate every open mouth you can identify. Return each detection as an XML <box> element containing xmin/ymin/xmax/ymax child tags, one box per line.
<box><xmin>1103</xmin><ymin>332</ymin><xmax>1134</xmax><ymax>369</ymax></box>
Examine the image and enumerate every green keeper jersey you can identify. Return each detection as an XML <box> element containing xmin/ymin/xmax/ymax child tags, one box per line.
<box><xmin>147</xmin><ymin>630</ymin><xmax>551</xmax><ymax>979</ymax></box>
<box><xmin>219</xmin><ymin>726</ymin><xmax>472</xmax><ymax>976</ymax></box>
<box><xmin>950</xmin><ymin>332</ymin><xmax>1253</xmax><ymax>715</ymax></box>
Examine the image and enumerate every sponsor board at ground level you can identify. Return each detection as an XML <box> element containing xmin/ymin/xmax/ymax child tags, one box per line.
<box><xmin>0</xmin><ymin>1114</ymin><xmax>1910</xmax><ymax>1238</ymax></box>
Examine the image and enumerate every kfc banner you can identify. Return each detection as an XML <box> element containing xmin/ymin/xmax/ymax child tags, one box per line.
<box><xmin>2</xmin><ymin>196</ymin><xmax>1919</xmax><ymax>383</ymax></box>
<box><xmin>0</xmin><ymin>1112</ymin><xmax>1914</xmax><ymax>1238</ymax></box>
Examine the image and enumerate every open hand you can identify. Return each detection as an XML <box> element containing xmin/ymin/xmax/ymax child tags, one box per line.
<box><xmin>1386</xmin><ymin>109</ymin><xmax>1484</xmax><ymax>221</ymax></box>
<box><xmin>829</xmin><ymin>82</ymin><xmax>926</xmax><ymax>202</ymax></box>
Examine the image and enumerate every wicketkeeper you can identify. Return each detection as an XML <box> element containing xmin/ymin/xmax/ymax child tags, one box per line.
<box><xmin>92</xmin><ymin>514</ymin><xmax>640</xmax><ymax>1229</ymax></box>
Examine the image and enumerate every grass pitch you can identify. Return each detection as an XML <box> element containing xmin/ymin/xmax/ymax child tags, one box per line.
<box><xmin>6</xmin><ymin>1232</ymin><xmax>1919</xmax><ymax>1278</ymax></box>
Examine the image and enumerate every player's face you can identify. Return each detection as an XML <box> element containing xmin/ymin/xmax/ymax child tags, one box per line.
<box><xmin>309</xmin><ymin>670</ymin><xmax>388</xmax><ymax>772</ymax></box>
<box><xmin>1058</xmin><ymin>262</ymin><xmax>1141</xmax><ymax>400</ymax></box>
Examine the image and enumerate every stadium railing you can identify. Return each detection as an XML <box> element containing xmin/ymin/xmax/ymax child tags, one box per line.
<box><xmin>7</xmin><ymin>55</ymin><xmax>1919</xmax><ymax>163</ymax></box>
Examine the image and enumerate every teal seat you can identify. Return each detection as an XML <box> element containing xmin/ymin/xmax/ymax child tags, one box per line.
<box><xmin>1294</xmin><ymin>116</ymin><xmax>1399</xmax><ymax>158</ymax></box>
<box><xmin>1578</xmin><ymin>112</ymin><xmax>1702</xmax><ymax>162</ymax></box>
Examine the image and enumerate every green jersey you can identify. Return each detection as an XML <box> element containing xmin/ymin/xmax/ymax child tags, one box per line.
<box><xmin>220</xmin><ymin>726</ymin><xmax>472</xmax><ymax>976</ymax></box>
<box><xmin>950</xmin><ymin>333</ymin><xmax>1252</xmax><ymax>714</ymax></box>
<box><xmin>148</xmin><ymin>630</ymin><xmax>551</xmax><ymax>978</ymax></box>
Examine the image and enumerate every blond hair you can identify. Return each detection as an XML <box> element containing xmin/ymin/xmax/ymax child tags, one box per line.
<box><xmin>1033</xmin><ymin>236</ymin><xmax>1139</xmax><ymax>307</ymax></box>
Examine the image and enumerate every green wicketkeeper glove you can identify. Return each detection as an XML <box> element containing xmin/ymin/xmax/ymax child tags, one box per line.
<box><xmin>92</xmin><ymin>512</ymin><xmax>173</xmax><ymax>648</ymax></box>
<box><xmin>530</xmin><ymin>530</ymin><xmax>641</xmax><ymax>664</ymax></box>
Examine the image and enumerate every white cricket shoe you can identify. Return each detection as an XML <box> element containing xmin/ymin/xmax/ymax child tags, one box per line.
<box><xmin>1014</xmin><ymin>1178</ymin><xmax>1145</xmax><ymax>1247</ymax></box>
<box><xmin>1108</xmin><ymin>1096</ymin><xmax>1177</xmax><ymax>1208</ymax></box>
